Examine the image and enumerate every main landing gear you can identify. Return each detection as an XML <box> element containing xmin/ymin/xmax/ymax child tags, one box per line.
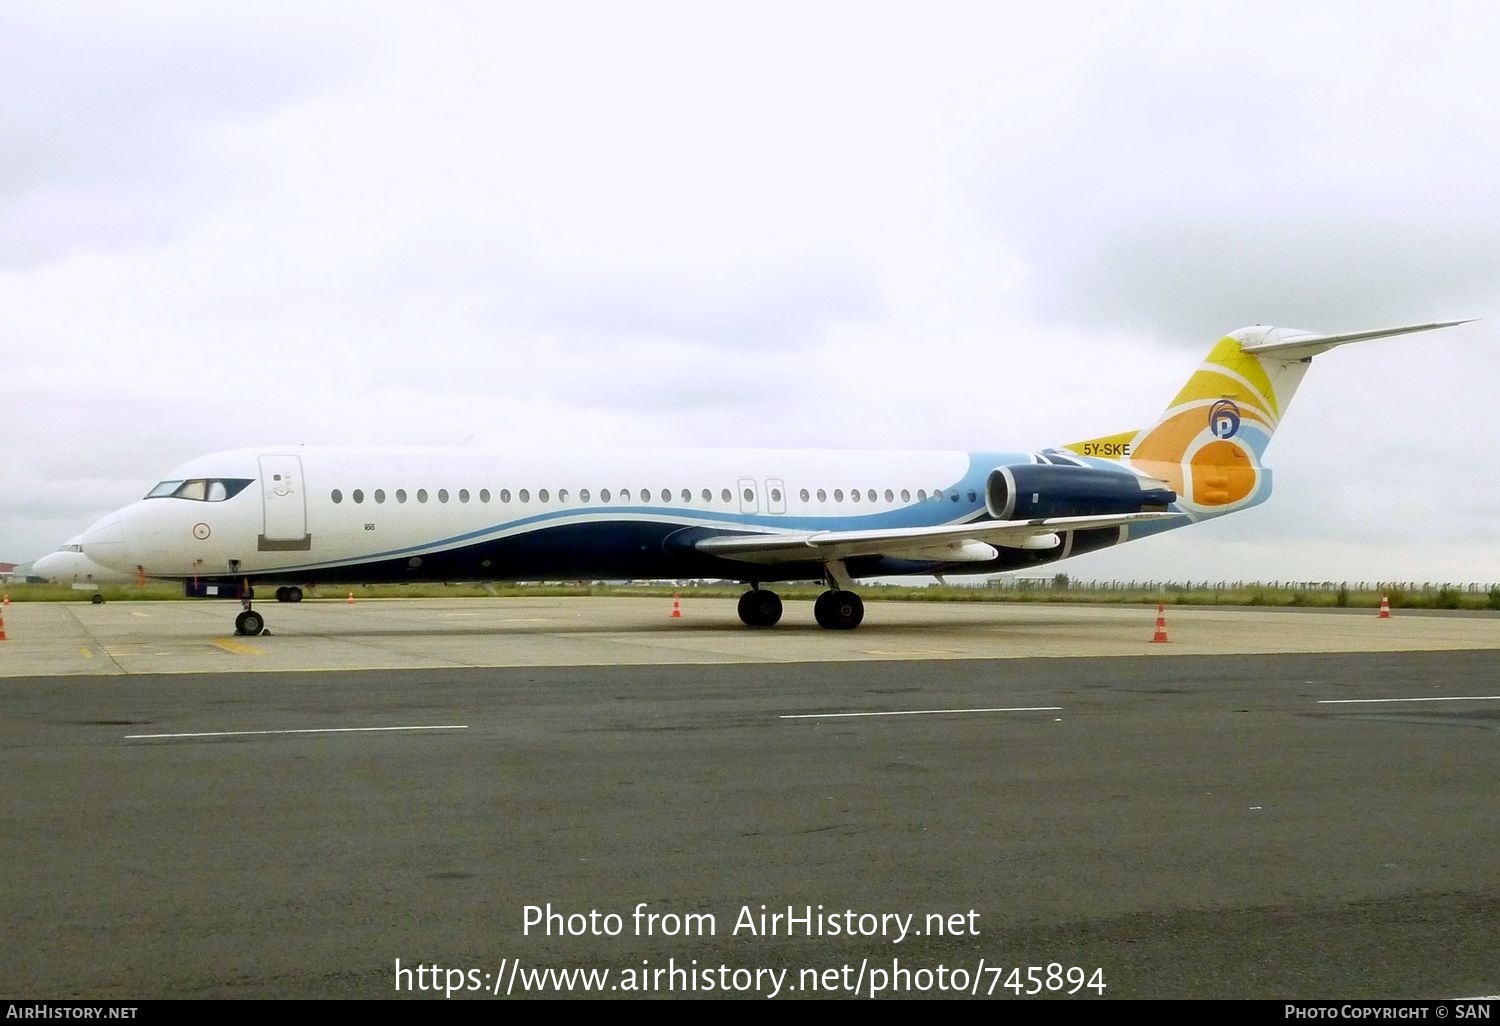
<box><xmin>737</xmin><ymin>588</ymin><xmax>783</xmax><ymax>627</ymax></box>
<box><xmin>813</xmin><ymin>589</ymin><xmax>864</xmax><ymax>630</ymax></box>
<box><xmin>274</xmin><ymin>586</ymin><xmax>304</xmax><ymax>602</ymax></box>
<box><xmin>735</xmin><ymin>585</ymin><xmax>865</xmax><ymax>630</ymax></box>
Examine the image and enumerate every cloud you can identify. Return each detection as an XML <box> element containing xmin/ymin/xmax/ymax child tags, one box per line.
<box><xmin>0</xmin><ymin>1</ymin><xmax>357</xmax><ymax>267</ymax></box>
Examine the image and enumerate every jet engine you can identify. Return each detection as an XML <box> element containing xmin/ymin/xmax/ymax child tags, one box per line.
<box><xmin>986</xmin><ymin>463</ymin><xmax>1175</xmax><ymax>520</ymax></box>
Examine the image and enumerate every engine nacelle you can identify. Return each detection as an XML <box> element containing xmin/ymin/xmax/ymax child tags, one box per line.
<box><xmin>986</xmin><ymin>463</ymin><xmax>1175</xmax><ymax>520</ymax></box>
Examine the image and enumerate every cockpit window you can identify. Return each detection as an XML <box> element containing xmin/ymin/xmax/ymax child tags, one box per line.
<box><xmin>144</xmin><ymin>478</ymin><xmax>253</xmax><ymax>502</ymax></box>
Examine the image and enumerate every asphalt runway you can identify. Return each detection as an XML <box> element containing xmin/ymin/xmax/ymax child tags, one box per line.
<box><xmin>0</xmin><ymin>598</ymin><xmax>1497</xmax><ymax>1000</ymax></box>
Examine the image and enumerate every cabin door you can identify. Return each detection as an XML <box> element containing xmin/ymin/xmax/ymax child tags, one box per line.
<box><xmin>258</xmin><ymin>454</ymin><xmax>311</xmax><ymax>551</ymax></box>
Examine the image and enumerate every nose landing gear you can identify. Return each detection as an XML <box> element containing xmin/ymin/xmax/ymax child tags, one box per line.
<box><xmin>234</xmin><ymin>608</ymin><xmax>265</xmax><ymax>636</ymax></box>
<box><xmin>229</xmin><ymin>562</ymin><xmax>266</xmax><ymax>636</ymax></box>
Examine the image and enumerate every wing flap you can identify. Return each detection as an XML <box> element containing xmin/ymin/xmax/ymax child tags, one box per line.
<box><xmin>694</xmin><ymin>512</ymin><xmax>1179</xmax><ymax>565</ymax></box>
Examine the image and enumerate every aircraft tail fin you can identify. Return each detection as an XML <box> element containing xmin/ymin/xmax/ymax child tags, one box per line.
<box><xmin>1062</xmin><ymin>319</ymin><xmax>1472</xmax><ymax>512</ymax></box>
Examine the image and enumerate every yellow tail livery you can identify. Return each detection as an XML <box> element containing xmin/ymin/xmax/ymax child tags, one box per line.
<box><xmin>1064</xmin><ymin>320</ymin><xmax>1473</xmax><ymax>513</ymax></box>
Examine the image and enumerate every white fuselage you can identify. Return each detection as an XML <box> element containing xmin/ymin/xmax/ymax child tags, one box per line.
<box><xmin>80</xmin><ymin>444</ymin><xmax>1177</xmax><ymax>586</ymax></box>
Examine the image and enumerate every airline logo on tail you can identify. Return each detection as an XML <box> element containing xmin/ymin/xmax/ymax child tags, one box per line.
<box><xmin>1208</xmin><ymin>399</ymin><xmax>1241</xmax><ymax>440</ymax></box>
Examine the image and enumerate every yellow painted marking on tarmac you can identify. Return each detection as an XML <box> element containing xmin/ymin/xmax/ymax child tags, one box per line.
<box><xmin>80</xmin><ymin>647</ymin><xmax>94</xmax><ymax>659</ymax></box>
<box><xmin>212</xmin><ymin>638</ymin><xmax>263</xmax><ymax>656</ymax></box>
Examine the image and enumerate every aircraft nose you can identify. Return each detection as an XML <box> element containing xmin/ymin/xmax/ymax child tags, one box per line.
<box><xmin>81</xmin><ymin>512</ymin><xmax>130</xmax><ymax>571</ymax></box>
<box><xmin>31</xmin><ymin>554</ymin><xmax>62</xmax><ymax>583</ymax></box>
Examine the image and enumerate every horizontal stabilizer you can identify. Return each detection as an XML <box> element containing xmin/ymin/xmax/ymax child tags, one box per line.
<box><xmin>1238</xmin><ymin>319</ymin><xmax>1475</xmax><ymax>362</ymax></box>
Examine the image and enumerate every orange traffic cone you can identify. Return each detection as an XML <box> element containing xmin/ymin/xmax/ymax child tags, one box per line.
<box><xmin>1150</xmin><ymin>603</ymin><xmax>1170</xmax><ymax>643</ymax></box>
<box><xmin>0</xmin><ymin>610</ymin><xmax>8</xmax><ymax>641</ymax></box>
<box><xmin>1377</xmin><ymin>594</ymin><xmax>1390</xmax><ymax>618</ymax></box>
<box><xmin>347</xmin><ymin>591</ymin><xmax>355</xmax><ymax>604</ymax></box>
<box><xmin>670</xmin><ymin>593</ymin><xmax>682</xmax><ymax>619</ymax></box>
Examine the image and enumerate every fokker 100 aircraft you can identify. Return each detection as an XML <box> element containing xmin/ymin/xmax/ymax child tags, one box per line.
<box><xmin>80</xmin><ymin>320</ymin><xmax>1468</xmax><ymax>636</ymax></box>
<box><xmin>32</xmin><ymin>535</ymin><xmax>136</xmax><ymax>597</ymax></box>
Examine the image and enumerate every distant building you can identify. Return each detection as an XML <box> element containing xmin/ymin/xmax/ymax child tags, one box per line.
<box><xmin>0</xmin><ymin>562</ymin><xmax>17</xmax><ymax>583</ymax></box>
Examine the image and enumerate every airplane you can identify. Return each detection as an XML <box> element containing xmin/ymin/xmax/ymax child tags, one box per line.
<box><xmin>31</xmin><ymin>535</ymin><xmax>137</xmax><ymax>600</ymax></box>
<box><xmin>79</xmin><ymin>320</ymin><xmax>1470</xmax><ymax>636</ymax></box>
<box><xmin>29</xmin><ymin>535</ymin><xmax>319</xmax><ymax>603</ymax></box>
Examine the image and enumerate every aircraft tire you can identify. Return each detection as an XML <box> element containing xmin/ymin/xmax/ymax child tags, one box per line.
<box><xmin>814</xmin><ymin>589</ymin><xmax>863</xmax><ymax>630</ymax></box>
<box><xmin>235</xmin><ymin>610</ymin><xmax>265</xmax><ymax>636</ymax></box>
<box><xmin>737</xmin><ymin>589</ymin><xmax>783</xmax><ymax>627</ymax></box>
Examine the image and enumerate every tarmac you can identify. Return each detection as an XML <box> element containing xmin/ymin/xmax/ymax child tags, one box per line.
<box><xmin>0</xmin><ymin>596</ymin><xmax>1496</xmax><ymax>1000</ymax></box>
<box><xmin>0</xmin><ymin>595</ymin><xmax>1497</xmax><ymax>676</ymax></box>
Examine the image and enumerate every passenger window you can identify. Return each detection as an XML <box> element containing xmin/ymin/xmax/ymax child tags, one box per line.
<box><xmin>701</xmin><ymin>488</ymin><xmax>711</xmax><ymax>502</ymax></box>
<box><xmin>661</xmin><ymin>489</ymin><xmax>671</xmax><ymax>502</ymax></box>
<box><xmin>884</xmin><ymin>489</ymin><xmax>894</xmax><ymax>502</ymax></box>
<box><xmin>742</xmin><ymin>487</ymin><xmax>754</xmax><ymax>503</ymax></box>
<box><xmin>331</xmin><ymin>489</ymin><xmax>343</xmax><ymax>504</ymax></box>
<box><xmin>480</xmin><ymin>489</ymin><xmax>490</xmax><ymax>503</ymax></box>
<box><xmin>459</xmin><ymin>489</ymin><xmax>470</xmax><ymax>503</ymax></box>
<box><xmin>352</xmin><ymin>489</ymin><xmax>365</xmax><ymax>504</ymax></box>
<box><xmin>799</xmin><ymin>488</ymin><xmax>810</xmax><ymax>502</ymax></box>
<box><xmin>817</xmin><ymin>488</ymin><xmax>827</xmax><ymax>502</ymax></box>
<box><xmin>967</xmin><ymin>490</ymin><xmax>977</xmax><ymax>502</ymax></box>
<box><xmin>519</xmin><ymin>489</ymin><xmax>530</xmax><ymax>503</ymax></box>
<box><xmin>499</xmin><ymin>489</ymin><xmax>511</xmax><ymax>503</ymax></box>
<box><xmin>681</xmin><ymin>488</ymin><xmax>691</xmax><ymax>503</ymax></box>
<box><xmin>901</xmin><ymin>489</ymin><xmax>911</xmax><ymax>502</ymax></box>
<box><xmin>396</xmin><ymin>489</ymin><xmax>408</xmax><ymax>503</ymax></box>
<box><xmin>721</xmin><ymin>488</ymin><xmax>731</xmax><ymax>502</ymax></box>
<box><xmin>538</xmin><ymin>489</ymin><xmax>549</xmax><ymax>503</ymax></box>
<box><xmin>559</xmin><ymin>489</ymin><xmax>569</xmax><ymax>503</ymax></box>
<box><xmin>438</xmin><ymin>489</ymin><xmax>449</xmax><ymax>503</ymax></box>
<box><xmin>418</xmin><ymin>489</ymin><xmax>429</xmax><ymax>503</ymax></box>
<box><xmin>917</xmin><ymin>489</ymin><xmax>927</xmax><ymax>501</ymax></box>
<box><xmin>601</xmin><ymin>488</ymin><xmax>611</xmax><ymax>502</ymax></box>
<box><xmin>580</xmin><ymin>489</ymin><xmax>590</xmax><ymax>502</ymax></box>
<box><xmin>375</xmin><ymin>489</ymin><xmax>386</xmax><ymax>504</ymax></box>
<box><xmin>834</xmin><ymin>489</ymin><xmax>844</xmax><ymax>502</ymax></box>
<box><xmin>851</xmin><ymin>489</ymin><xmax>861</xmax><ymax>503</ymax></box>
<box><xmin>867</xmin><ymin>489</ymin><xmax>876</xmax><ymax>502</ymax></box>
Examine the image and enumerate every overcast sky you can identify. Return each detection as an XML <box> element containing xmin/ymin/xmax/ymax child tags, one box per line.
<box><xmin>3</xmin><ymin>1</ymin><xmax>1497</xmax><ymax>584</ymax></box>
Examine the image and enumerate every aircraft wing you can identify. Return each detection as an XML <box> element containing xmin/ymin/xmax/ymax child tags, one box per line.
<box><xmin>693</xmin><ymin>512</ymin><xmax>1180</xmax><ymax>565</ymax></box>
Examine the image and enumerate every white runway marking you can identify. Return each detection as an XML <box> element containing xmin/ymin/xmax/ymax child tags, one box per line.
<box><xmin>781</xmin><ymin>706</ymin><xmax>1062</xmax><ymax>720</ymax></box>
<box><xmin>1317</xmin><ymin>696</ymin><xmax>1500</xmax><ymax>705</ymax></box>
<box><xmin>125</xmin><ymin>725</ymin><xmax>469</xmax><ymax>739</ymax></box>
